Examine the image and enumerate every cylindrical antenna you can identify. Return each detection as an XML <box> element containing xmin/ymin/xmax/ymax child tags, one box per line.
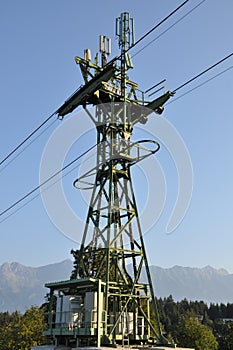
<box><xmin>116</xmin><ymin>12</ymin><xmax>135</xmax><ymax>121</ymax></box>
<box><xmin>99</xmin><ymin>35</ymin><xmax>111</xmax><ymax>66</ymax></box>
<box><xmin>84</xmin><ymin>48</ymin><xmax>91</xmax><ymax>61</ymax></box>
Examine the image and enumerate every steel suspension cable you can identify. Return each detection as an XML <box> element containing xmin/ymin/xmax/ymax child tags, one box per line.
<box><xmin>167</xmin><ymin>65</ymin><xmax>233</xmax><ymax>105</ymax></box>
<box><xmin>0</xmin><ymin>143</ymin><xmax>97</xmax><ymax>218</ymax></box>
<box><xmin>173</xmin><ymin>52</ymin><xmax>233</xmax><ymax>92</ymax></box>
<box><xmin>0</xmin><ymin>111</ymin><xmax>57</xmax><ymax>167</ymax></box>
<box><xmin>132</xmin><ymin>0</ymin><xmax>207</xmax><ymax>59</ymax></box>
<box><xmin>0</xmin><ymin>119</ymin><xmax>57</xmax><ymax>174</ymax></box>
<box><xmin>0</xmin><ymin>149</ymin><xmax>96</xmax><ymax>224</ymax></box>
<box><xmin>128</xmin><ymin>0</ymin><xmax>190</xmax><ymax>52</ymax></box>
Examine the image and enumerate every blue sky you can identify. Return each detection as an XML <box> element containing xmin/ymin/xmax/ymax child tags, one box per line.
<box><xmin>1</xmin><ymin>0</ymin><xmax>233</xmax><ymax>273</ymax></box>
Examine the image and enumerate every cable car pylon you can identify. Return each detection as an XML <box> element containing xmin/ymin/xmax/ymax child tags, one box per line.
<box><xmin>43</xmin><ymin>12</ymin><xmax>175</xmax><ymax>349</ymax></box>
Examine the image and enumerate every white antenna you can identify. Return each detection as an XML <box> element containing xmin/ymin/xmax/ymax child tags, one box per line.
<box><xmin>99</xmin><ymin>35</ymin><xmax>111</xmax><ymax>66</ymax></box>
<box><xmin>84</xmin><ymin>48</ymin><xmax>91</xmax><ymax>61</ymax></box>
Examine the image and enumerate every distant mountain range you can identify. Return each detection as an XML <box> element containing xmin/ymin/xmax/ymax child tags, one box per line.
<box><xmin>147</xmin><ymin>265</ymin><xmax>233</xmax><ymax>303</ymax></box>
<box><xmin>0</xmin><ymin>260</ymin><xmax>233</xmax><ymax>312</ymax></box>
<box><xmin>0</xmin><ymin>260</ymin><xmax>72</xmax><ymax>313</ymax></box>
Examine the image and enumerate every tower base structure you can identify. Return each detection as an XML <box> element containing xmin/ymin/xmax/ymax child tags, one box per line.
<box><xmin>34</xmin><ymin>277</ymin><xmax>195</xmax><ymax>349</ymax></box>
<box><xmin>42</xmin><ymin>277</ymin><xmax>164</xmax><ymax>348</ymax></box>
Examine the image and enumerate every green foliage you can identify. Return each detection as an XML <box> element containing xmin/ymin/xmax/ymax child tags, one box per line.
<box><xmin>214</xmin><ymin>320</ymin><xmax>233</xmax><ymax>350</ymax></box>
<box><xmin>176</xmin><ymin>317</ymin><xmax>218</xmax><ymax>350</ymax></box>
<box><xmin>1</xmin><ymin>299</ymin><xmax>233</xmax><ymax>349</ymax></box>
<box><xmin>157</xmin><ymin>297</ymin><xmax>233</xmax><ymax>350</ymax></box>
<box><xmin>0</xmin><ymin>306</ymin><xmax>46</xmax><ymax>350</ymax></box>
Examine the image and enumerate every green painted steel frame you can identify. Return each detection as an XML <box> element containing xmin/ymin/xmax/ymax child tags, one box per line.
<box><xmin>45</xmin><ymin>12</ymin><xmax>175</xmax><ymax>349</ymax></box>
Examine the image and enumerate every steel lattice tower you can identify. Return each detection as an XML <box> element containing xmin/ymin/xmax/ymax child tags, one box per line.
<box><xmin>44</xmin><ymin>13</ymin><xmax>174</xmax><ymax>348</ymax></box>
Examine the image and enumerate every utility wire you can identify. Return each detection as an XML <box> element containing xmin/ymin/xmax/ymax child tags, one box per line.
<box><xmin>0</xmin><ymin>149</ymin><xmax>96</xmax><ymax>224</ymax></box>
<box><xmin>167</xmin><ymin>65</ymin><xmax>233</xmax><ymax>105</ymax></box>
<box><xmin>0</xmin><ymin>119</ymin><xmax>57</xmax><ymax>174</ymax></box>
<box><xmin>0</xmin><ymin>191</ymin><xmax>42</xmax><ymax>225</ymax></box>
<box><xmin>173</xmin><ymin>52</ymin><xmax>233</xmax><ymax>92</ymax></box>
<box><xmin>132</xmin><ymin>0</ymin><xmax>207</xmax><ymax>59</ymax></box>
<box><xmin>0</xmin><ymin>143</ymin><xmax>97</xmax><ymax>218</ymax></box>
<box><xmin>0</xmin><ymin>111</ymin><xmax>57</xmax><ymax>167</ymax></box>
<box><xmin>128</xmin><ymin>0</ymin><xmax>190</xmax><ymax>53</ymax></box>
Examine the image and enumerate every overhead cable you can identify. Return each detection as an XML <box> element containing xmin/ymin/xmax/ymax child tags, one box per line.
<box><xmin>132</xmin><ymin>0</ymin><xmax>207</xmax><ymax>59</ymax></box>
<box><xmin>0</xmin><ymin>143</ymin><xmax>97</xmax><ymax>218</ymax></box>
<box><xmin>0</xmin><ymin>149</ymin><xmax>96</xmax><ymax>224</ymax></box>
<box><xmin>0</xmin><ymin>111</ymin><xmax>57</xmax><ymax>167</ymax></box>
<box><xmin>0</xmin><ymin>119</ymin><xmax>57</xmax><ymax>174</ymax></box>
<box><xmin>173</xmin><ymin>52</ymin><xmax>233</xmax><ymax>92</ymax></box>
<box><xmin>128</xmin><ymin>0</ymin><xmax>190</xmax><ymax>52</ymax></box>
<box><xmin>167</xmin><ymin>65</ymin><xmax>233</xmax><ymax>104</ymax></box>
